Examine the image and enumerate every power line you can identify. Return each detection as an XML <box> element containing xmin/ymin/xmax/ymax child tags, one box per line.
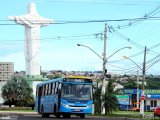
<box><xmin>146</xmin><ymin>57</ymin><xmax>160</xmax><ymax>70</ymax></box>
<box><xmin>108</xmin><ymin>41</ymin><xmax>160</xmax><ymax>64</ymax></box>
<box><xmin>29</xmin><ymin>0</ymin><xmax>160</xmax><ymax>6</ymax></box>
<box><xmin>0</xmin><ymin>32</ymin><xmax>103</xmax><ymax>44</ymax></box>
<box><xmin>109</xmin><ymin>27</ymin><xmax>160</xmax><ymax>56</ymax></box>
<box><xmin>108</xmin><ymin>49</ymin><xmax>160</xmax><ymax>74</ymax></box>
<box><xmin>112</xmin><ymin>5</ymin><xmax>160</xmax><ymax>29</ymax></box>
<box><xmin>1</xmin><ymin>16</ymin><xmax>160</xmax><ymax>25</ymax></box>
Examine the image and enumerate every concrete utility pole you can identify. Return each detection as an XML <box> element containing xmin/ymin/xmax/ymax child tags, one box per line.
<box><xmin>140</xmin><ymin>46</ymin><xmax>147</xmax><ymax>116</ymax></box>
<box><xmin>101</xmin><ymin>23</ymin><xmax>107</xmax><ymax>114</ymax></box>
<box><xmin>136</xmin><ymin>70</ymin><xmax>139</xmax><ymax>109</ymax></box>
<box><xmin>77</xmin><ymin>24</ymin><xmax>131</xmax><ymax>115</ymax></box>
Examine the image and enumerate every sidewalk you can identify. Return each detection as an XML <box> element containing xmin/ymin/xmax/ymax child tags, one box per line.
<box><xmin>0</xmin><ymin>111</ymin><xmax>37</xmax><ymax>114</ymax></box>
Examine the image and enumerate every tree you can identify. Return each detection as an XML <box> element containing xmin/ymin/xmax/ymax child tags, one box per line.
<box><xmin>145</xmin><ymin>77</ymin><xmax>160</xmax><ymax>89</ymax></box>
<box><xmin>93</xmin><ymin>86</ymin><xmax>101</xmax><ymax>114</ymax></box>
<box><xmin>122</xmin><ymin>79</ymin><xmax>137</xmax><ymax>89</ymax></box>
<box><xmin>102</xmin><ymin>80</ymin><xmax>118</xmax><ymax>114</ymax></box>
<box><xmin>2</xmin><ymin>76</ymin><xmax>34</xmax><ymax>107</ymax></box>
<box><xmin>41</xmin><ymin>71</ymin><xmax>47</xmax><ymax>78</ymax></box>
<box><xmin>47</xmin><ymin>74</ymin><xmax>63</xmax><ymax>79</ymax></box>
<box><xmin>93</xmin><ymin>78</ymin><xmax>102</xmax><ymax>114</ymax></box>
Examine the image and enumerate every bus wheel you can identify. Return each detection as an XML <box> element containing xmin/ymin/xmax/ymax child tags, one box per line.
<box><xmin>41</xmin><ymin>106</ymin><xmax>49</xmax><ymax>118</ymax></box>
<box><xmin>62</xmin><ymin>113</ymin><xmax>71</xmax><ymax>118</ymax></box>
<box><xmin>55</xmin><ymin>113</ymin><xmax>60</xmax><ymax>118</ymax></box>
<box><xmin>41</xmin><ymin>106</ymin><xmax>45</xmax><ymax>118</ymax></box>
<box><xmin>80</xmin><ymin>114</ymin><xmax>85</xmax><ymax>118</ymax></box>
<box><xmin>54</xmin><ymin>105</ymin><xmax>60</xmax><ymax>118</ymax></box>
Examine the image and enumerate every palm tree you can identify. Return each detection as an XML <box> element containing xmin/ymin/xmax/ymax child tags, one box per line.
<box><xmin>93</xmin><ymin>86</ymin><xmax>101</xmax><ymax>114</ymax></box>
<box><xmin>102</xmin><ymin>80</ymin><xmax>118</xmax><ymax>114</ymax></box>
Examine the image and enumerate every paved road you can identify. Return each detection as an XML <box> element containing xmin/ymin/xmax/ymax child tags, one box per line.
<box><xmin>0</xmin><ymin>112</ymin><xmax>140</xmax><ymax>120</ymax></box>
<box><xmin>0</xmin><ymin>113</ymin><xmax>108</xmax><ymax>120</ymax></box>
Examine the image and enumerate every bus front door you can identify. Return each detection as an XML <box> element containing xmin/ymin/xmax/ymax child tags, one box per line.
<box><xmin>38</xmin><ymin>86</ymin><xmax>42</xmax><ymax>113</ymax></box>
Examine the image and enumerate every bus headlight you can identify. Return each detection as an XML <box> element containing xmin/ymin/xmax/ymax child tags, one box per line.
<box><xmin>86</xmin><ymin>104</ymin><xmax>92</xmax><ymax>108</ymax></box>
<box><xmin>61</xmin><ymin>102</ymin><xmax>69</xmax><ymax>108</ymax></box>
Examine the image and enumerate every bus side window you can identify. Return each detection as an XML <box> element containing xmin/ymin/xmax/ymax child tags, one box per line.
<box><xmin>48</xmin><ymin>83</ymin><xmax>51</xmax><ymax>95</ymax></box>
<box><xmin>39</xmin><ymin>87</ymin><xmax>42</xmax><ymax>96</ymax></box>
<box><xmin>45</xmin><ymin>84</ymin><xmax>48</xmax><ymax>96</ymax></box>
<box><xmin>54</xmin><ymin>82</ymin><xmax>57</xmax><ymax>94</ymax></box>
<box><xmin>47</xmin><ymin>84</ymin><xmax>49</xmax><ymax>95</ymax></box>
<box><xmin>52</xmin><ymin>83</ymin><xmax>55</xmax><ymax>95</ymax></box>
<box><xmin>42</xmin><ymin>85</ymin><xmax>45</xmax><ymax>96</ymax></box>
<box><xmin>51</xmin><ymin>83</ymin><xmax>52</xmax><ymax>95</ymax></box>
<box><xmin>55</xmin><ymin>82</ymin><xmax>58</xmax><ymax>94</ymax></box>
<box><xmin>59</xmin><ymin>83</ymin><xmax>62</xmax><ymax>89</ymax></box>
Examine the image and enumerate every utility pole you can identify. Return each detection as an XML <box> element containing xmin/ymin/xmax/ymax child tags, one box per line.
<box><xmin>136</xmin><ymin>70</ymin><xmax>139</xmax><ymax>109</ymax></box>
<box><xmin>140</xmin><ymin>46</ymin><xmax>146</xmax><ymax>116</ymax></box>
<box><xmin>101</xmin><ymin>23</ymin><xmax>107</xmax><ymax>114</ymax></box>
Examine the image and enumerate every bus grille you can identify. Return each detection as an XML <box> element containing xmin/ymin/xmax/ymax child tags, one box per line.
<box><xmin>69</xmin><ymin>105</ymin><xmax>86</xmax><ymax>107</ymax></box>
<box><xmin>67</xmin><ymin>100</ymin><xmax>88</xmax><ymax>104</ymax></box>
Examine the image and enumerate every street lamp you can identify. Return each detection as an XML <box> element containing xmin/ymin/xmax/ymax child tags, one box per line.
<box><xmin>77</xmin><ymin>44</ymin><xmax>131</xmax><ymax>62</ymax></box>
<box><xmin>106</xmin><ymin>47</ymin><xmax>131</xmax><ymax>62</ymax></box>
<box><xmin>123</xmin><ymin>56</ymin><xmax>142</xmax><ymax>70</ymax></box>
<box><xmin>77</xmin><ymin>43</ymin><xmax>131</xmax><ymax>114</ymax></box>
<box><xmin>123</xmin><ymin>54</ymin><xmax>146</xmax><ymax>116</ymax></box>
<box><xmin>77</xmin><ymin>44</ymin><xmax>102</xmax><ymax>60</ymax></box>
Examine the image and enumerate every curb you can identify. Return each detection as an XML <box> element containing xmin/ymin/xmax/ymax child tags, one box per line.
<box><xmin>0</xmin><ymin>111</ymin><xmax>37</xmax><ymax>114</ymax></box>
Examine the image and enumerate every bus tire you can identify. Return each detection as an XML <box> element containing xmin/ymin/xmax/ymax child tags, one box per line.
<box><xmin>41</xmin><ymin>106</ymin><xmax>45</xmax><ymax>118</ymax></box>
<box><xmin>80</xmin><ymin>114</ymin><xmax>85</xmax><ymax>118</ymax></box>
<box><xmin>62</xmin><ymin>113</ymin><xmax>71</xmax><ymax>118</ymax></box>
<box><xmin>54</xmin><ymin>105</ymin><xmax>60</xmax><ymax>118</ymax></box>
<box><xmin>41</xmin><ymin>105</ymin><xmax>49</xmax><ymax>118</ymax></box>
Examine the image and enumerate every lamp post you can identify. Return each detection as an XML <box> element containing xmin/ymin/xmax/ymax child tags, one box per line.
<box><xmin>77</xmin><ymin>44</ymin><xmax>103</xmax><ymax>60</ymax></box>
<box><xmin>124</xmin><ymin>56</ymin><xmax>141</xmax><ymax>110</ymax></box>
<box><xmin>123</xmin><ymin>46</ymin><xmax>146</xmax><ymax>116</ymax></box>
<box><xmin>106</xmin><ymin>47</ymin><xmax>131</xmax><ymax>62</ymax></box>
<box><xmin>77</xmin><ymin>44</ymin><xmax>131</xmax><ymax>114</ymax></box>
<box><xmin>136</xmin><ymin>70</ymin><xmax>139</xmax><ymax>109</ymax></box>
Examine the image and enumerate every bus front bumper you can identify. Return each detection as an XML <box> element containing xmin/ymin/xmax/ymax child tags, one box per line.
<box><xmin>60</xmin><ymin>102</ymin><xmax>92</xmax><ymax>114</ymax></box>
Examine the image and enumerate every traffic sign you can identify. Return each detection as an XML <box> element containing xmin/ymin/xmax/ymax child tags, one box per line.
<box><xmin>141</xmin><ymin>95</ymin><xmax>145</xmax><ymax>100</ymax></box>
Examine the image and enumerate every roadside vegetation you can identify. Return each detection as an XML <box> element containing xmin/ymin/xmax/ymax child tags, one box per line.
<box><xmin>93</xmin><ymin>79</ymin><xmax>118</xmax><ymax>115</ymax></box>
<box><xmin>1</xmin><ymin>76</ymin><xmax>34</xmax><ymax>108</ymax></box>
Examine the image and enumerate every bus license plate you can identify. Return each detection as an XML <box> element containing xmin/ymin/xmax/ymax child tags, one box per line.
<box><xmin>72</xmin><ymin>109</ymin><xmax>81</xmax><ymax>112</ymax></box>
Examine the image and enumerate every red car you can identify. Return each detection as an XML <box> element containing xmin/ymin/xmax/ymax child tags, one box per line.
<box><xmin>154</xmin><ymin>106</ymin><xmax>160</xmax><ymax>117</ymax></box>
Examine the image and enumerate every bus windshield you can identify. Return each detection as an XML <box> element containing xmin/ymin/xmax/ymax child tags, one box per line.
<box><xmin>61</xmin><ymin>84</ymin><xmax>92</xmax><ymax>100</ymax></box>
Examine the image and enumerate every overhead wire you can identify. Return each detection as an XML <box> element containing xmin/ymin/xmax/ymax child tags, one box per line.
<box><xmin>30</xmin><ymin>0</ymin><xmax>160</xmax><ymax>6</ymax></box>
<box><xmin>113</xmin><ymin>4</ymin><xmax>160</xmax><ymax>30</ymax></box>
<box><xmin>108</xmin><ymin>26</ymin><xmax>160</xmax><ymax>56</ymax></box>
<box><xmin>108</xmin><ymin>41</ymin><xmax>160</xmax><ymax>64</ymax></box>
<box><xmin>1</xmin><ymin>16</ymin><xmax>160</xmax><ymax>26</ymax></box>
<box><xmin>109</xmin><ymin>48</ymin><xmax>160</xmax><ymax>74</ymax></box>
<box><xmin>146</xmin><ymin>57</ymin><xmax>160</xmax><ymax>70</ymax></box>
<box><xmin>0</xmin><ymin>32</ymin><xmax>103</xmax><ymax>44</ymax></box>
<box><xmin>1</xmin><ymin>2</ymin><xmax>160</xmax><ymax>74</ymax></box>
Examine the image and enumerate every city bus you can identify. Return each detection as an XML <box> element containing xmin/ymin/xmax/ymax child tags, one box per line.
<box><xmin>35</xmin><ymin>76</ymin><xmax>93</xmax><ymax>118</ymax></box>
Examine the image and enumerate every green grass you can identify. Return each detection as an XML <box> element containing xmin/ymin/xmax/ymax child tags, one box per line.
<box><xmin>92</xmin><ymin>111</ymin><xmax>154</xmax><ymax>119</ymax></box>
<box><xmin>0</xmin><ymin>109</ymin><xmax>35</xmax><ymax>112</ymax></box>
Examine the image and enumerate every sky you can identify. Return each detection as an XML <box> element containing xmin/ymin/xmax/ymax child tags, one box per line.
<box><xmin>0</xmin><ymin>0</ymin><xmax>160</xmax><ymax>75</ymax></box>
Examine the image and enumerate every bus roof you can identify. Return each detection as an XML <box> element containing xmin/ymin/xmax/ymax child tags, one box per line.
<box><xmin>37</xmin><ymin>76</ymin><xmax>92</xmax><ymax>86</ymax></box>
<box><xmin>37</xmin><ymin>78</ymin><xmax>63</xmax><ymax>86</ymax></box>
<box><xmin>65</xmin><ymin>75</ymin><xmax>92</xmax><ymax>80</ymax></box>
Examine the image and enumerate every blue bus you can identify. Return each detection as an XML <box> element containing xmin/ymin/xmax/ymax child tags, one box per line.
<box><xmin>35</xmin><ymin>76</ymin><xmax>93</xmax><ymax>118</ymax></box>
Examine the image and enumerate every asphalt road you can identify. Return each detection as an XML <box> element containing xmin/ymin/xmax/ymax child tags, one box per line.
<box><xmin>0</xmin><ymin>113</ymin><xmax>108</xmax><ymax>120</ymax></box>
<box><xmin>17</xmin><ymin>115</ymin><xmax>106</xmax><ymax>120</ymax></box>
<box><xmin>0</xmin><ymin>112</ymin><xmax>140</xmax><ymax>120</ymax></box>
